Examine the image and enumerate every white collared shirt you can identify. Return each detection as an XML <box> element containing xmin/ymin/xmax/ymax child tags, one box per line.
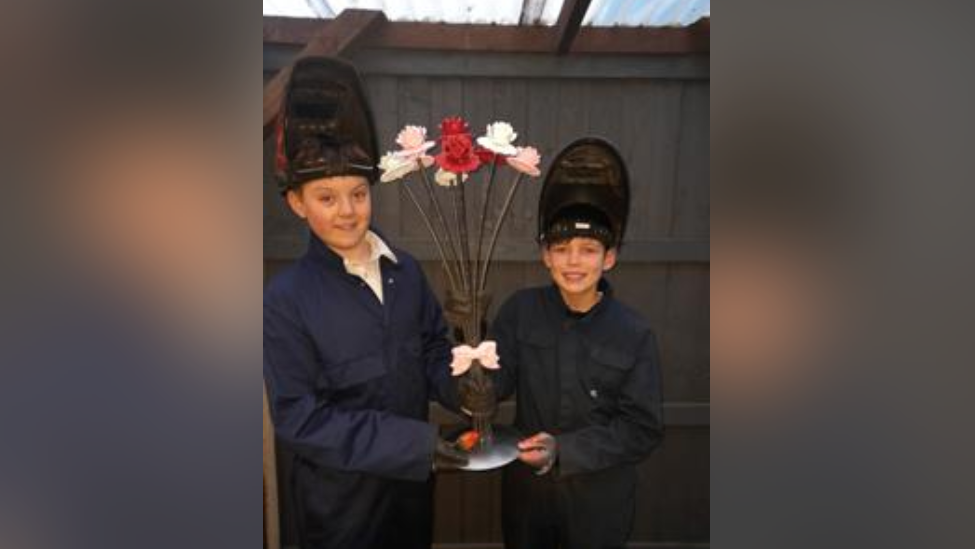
<box><xmin>343</xmin><ymin>231</ymin><xmax>398</xmax><ymax>303</ymax></box>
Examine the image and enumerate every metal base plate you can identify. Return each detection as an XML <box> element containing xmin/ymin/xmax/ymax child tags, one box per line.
<box><xmin>447</xmin><ymin>424</ymin><xmax>521</xmax><ymax>472</ymax></box>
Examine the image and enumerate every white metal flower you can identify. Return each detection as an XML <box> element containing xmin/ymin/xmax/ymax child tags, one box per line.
<box><xmin>434</xmin><ymin>168</ymin><xmax>458</xmax><ymax>187</ymax></box>
<box><xmin>476</xmin><ymin>122</ymin><xmax>519</xmax><ymax>156</ymax></box>
<box><xmin>434</xmin><ymin>168</ymin><xmax>469</xmax><ymax>187</ymax></box>
<box><xmin>379</xmin><ymin>152</ymin><xmax>418</xmax><ymax>183</ymax></box>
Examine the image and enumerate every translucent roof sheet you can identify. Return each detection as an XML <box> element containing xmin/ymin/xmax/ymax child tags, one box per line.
<box><xmin>262</xmin><ymin>0</ymin><xmax>709</xmax><ymax>27</ymax></box>
<box><xmin>585</xmin><ymin>0</ymin><xmax>710</xmax><ymax>27</ymax></box>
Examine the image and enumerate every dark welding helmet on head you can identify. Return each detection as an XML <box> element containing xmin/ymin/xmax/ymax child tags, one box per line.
<box><xmin>273</xmin><ymin>56</ymin><xmax>379</xmax><ymax>192</ymax></box>
<box><xmin>538</xmin><ymin>137</ymin><xmax>630</xmax><ymax>250</ymax></box>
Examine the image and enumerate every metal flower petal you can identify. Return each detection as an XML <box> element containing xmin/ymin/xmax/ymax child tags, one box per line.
<box><xmin>378</xmin><ymin>152</ymin><xmax>419</xmax><ymax>183</ymax></box>
<box><xmin>476</xmin><ymin>121</ymin><xmax>519</xmax><ymax>156</ymax></box>
<box><xmin>395</xmin><ymin>125</ymin><xmax>436</xmax><ymax>160</ymax></box>
<box><xmin>435</xmin><ymin>168</ymin><xmax>459</xmax><ymax>187</ymax></box>
<box><xmin>505</xmin><ymin>146</ymin><xmax>542</xmax><ymax>177</ymax></box>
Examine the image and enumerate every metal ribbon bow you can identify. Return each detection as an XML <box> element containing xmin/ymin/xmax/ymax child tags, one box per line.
<box><xmin>450</xmin><ymin>341</ymin><xmax>501</xmax><ymax>376</ymax></box>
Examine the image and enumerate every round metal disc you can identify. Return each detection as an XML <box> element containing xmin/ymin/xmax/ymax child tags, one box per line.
<box><xmin>448</xmin><ymin>424</ymin><xmax>521</xmax><ymax>472</ymax></box>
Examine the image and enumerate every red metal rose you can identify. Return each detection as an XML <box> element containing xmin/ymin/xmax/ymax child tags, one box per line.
<box><xmin>440</xmin><ymin>116</ymin><xmax>470</xmax><ymax>137</ymax></box>
<box><xmin>436</xmin><ymin>133</ymin><xmax>482</xmax><ymax>174</ymax></box>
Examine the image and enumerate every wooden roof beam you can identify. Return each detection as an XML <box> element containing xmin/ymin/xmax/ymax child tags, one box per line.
<box><xmin>553</xmin><ymin>0</ymin><xmax>592</xmax><ymax>55</ymax></box>
<box><xmin>262</xmin><ymin>9</ymin><xmax>386</xmax><ymax>139</ymax></box>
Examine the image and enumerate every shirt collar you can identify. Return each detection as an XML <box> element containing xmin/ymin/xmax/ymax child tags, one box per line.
<box><xmin>368</xmin><ymin>231</ymin><xmax>399</xmax><ymax>264</ymax></box>
<box><xmin>305</xmin><ymin>229</ymin><xmax>399</xmax><ymax>272</ymax></box>
<box><xmin>343</xmin><ymin>230</ymin><xmax>398</xmax><ymax>268</ymax></box>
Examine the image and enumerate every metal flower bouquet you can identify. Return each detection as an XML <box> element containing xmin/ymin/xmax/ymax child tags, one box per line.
<box><xmin>379</xmin><ymin>117</ymin><xmax>541</xmax><ymax>443</ymax></box>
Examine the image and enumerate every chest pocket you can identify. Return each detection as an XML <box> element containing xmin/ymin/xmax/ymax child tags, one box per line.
<box><xmin>585</xmin><ymin>344</ymin><xmax>635</xmax><ymax>395</ymax></box>
<box><xmin>512</xmin><ymin>327</ymin><xmax>559</xmax><ymax>398</ymax></box>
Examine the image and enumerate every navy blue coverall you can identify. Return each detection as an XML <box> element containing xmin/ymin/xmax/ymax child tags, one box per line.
<box><xmin>490</xmin><ymin>282</ymin><xmax>664</xmax><ymax>549</ymax></box>
<box><xmin>264</xmin><ymin>232</ymin><xmax>459</xmax><ymax>549</ymax></box>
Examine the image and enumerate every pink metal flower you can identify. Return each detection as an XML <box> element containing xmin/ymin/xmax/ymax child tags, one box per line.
<box><xmin>505</xmin><ymin>146</ymin><xmax>542</xmax><ymax>177</ymax></box>
<box><xmin>394</xmin><ymin>125</ymin><xmax>435</xmax><ymax>160</ymax></box>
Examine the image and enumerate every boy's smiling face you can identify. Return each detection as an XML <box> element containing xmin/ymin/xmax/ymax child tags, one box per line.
<box><xmin>542</xmin><ymin>237</ymin><xmax>617</xmax><ymax>303</ymax></box>
<box><xmin>287</xmin><ymin>175</ymin><xmax>372</xmax><ymax>260</ymax></box>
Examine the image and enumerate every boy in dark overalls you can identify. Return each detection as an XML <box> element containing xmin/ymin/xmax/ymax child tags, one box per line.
<box><xmin>490</xmin><ymin>138</ymin><xmax>664</xmax><ymax>549</ymax></box>
<box><xmin>263</xmin><ymin>57</ymin><xmax>468</xmax><ymax>549</ymax></box>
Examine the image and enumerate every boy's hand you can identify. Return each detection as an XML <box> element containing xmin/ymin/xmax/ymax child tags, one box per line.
<box><xmin>518</xmin><ymin>432</ymin><xmax>557</xmax><ymax>474</ymax></box>
<box><xmin>433</xmin><ymin>438</ymin><xmax>469</xmax><ymax>472</ymax></box>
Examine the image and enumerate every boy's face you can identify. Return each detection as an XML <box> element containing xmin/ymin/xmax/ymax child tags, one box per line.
<box><xmin>286</xmin><ymin>175</ymin><xmax>372</xmax><ymax>256</ymax></box>
<box><xmin>542</xmin><ymin>237</ymin><xmax>617</xmax><ymax>297</ymax></box>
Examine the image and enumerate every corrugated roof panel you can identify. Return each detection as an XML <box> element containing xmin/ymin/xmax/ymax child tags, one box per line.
<box><xmin>584</xmin><ymin>0</ymin><xmax>709</xmax><ymax>27</ymax></box>
<box><xmin>263</xmin><ymin>0</ymin><xmax>536</xmax><ymax>24</ymax></box>
<box><xmin>263</xmin><ymin>0</ymin><xmax>318</xmax><ymax>18</ymax></box>
<box><xmin>537</xmin><ymin>0</ymin><xmax>567</xmax><ymax>25</ymax></box>
<box><xmin>262</xmin><ymin>0</ymin><xmax>708</xmax><ymax>27</ymax></box>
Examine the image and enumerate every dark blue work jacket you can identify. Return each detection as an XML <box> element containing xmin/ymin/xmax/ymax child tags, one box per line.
<box><xmin>489</xmin><ymin>282</ymin><xmax>664</xmax><ymax>549</ymax></box>
<box><xmin>264</xmin><ymin>231</ymin><xmax>458</xmax><ymax>549</ymax></box>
